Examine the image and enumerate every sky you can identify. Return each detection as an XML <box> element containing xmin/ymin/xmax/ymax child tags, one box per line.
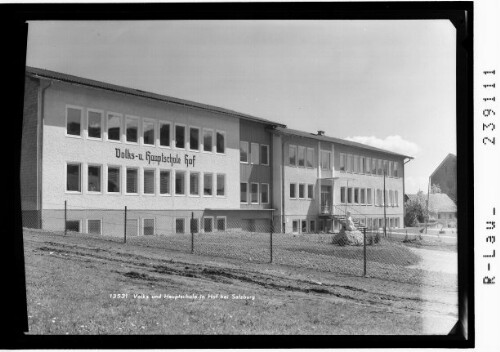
<box><xmin>26</xmin><ymin>20</ymin><xmax>457</xmax><ymax>193</ymax></box>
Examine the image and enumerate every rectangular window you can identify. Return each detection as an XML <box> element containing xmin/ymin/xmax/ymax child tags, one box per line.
<box><xmin>354</xmin><ymin>188</ymin><xmax>359</xmax><ymax>204</ymax></box>
<box><xmin>204</xmin><ymin>217</ymin><xmax>213</xmax><ymax>233</ymax></box>
<box><xmin>87</xmin><ymin>220</ymin><xmax>101</xmax><ymax>235</ymax></box>
<box><xmin>384</xmin><ymin>160</ymin><xmax>389</xmax><ymax>175</ymax></box>
<box><xmin>189</xmin><ymin>172</ymin><xmax>200</xmax><ymax>196</ymax></box>
<box><xmin>189</xmin><ymin>127</ymin><xmax>200</xmax><ymax>151</ymax></box>
<box><xmin>340</xmin><ymin>187</ymin><xmax>346</xmax><ymax>203</ymax></box>
<box><xmin>298</xmin><ymin>184</ymin><xmax>305</xmax><ymax>199</ymax></box>
<box><xmin>251</xmin><ymin>142</ymin><xmax>260</xmax><ymax>164</ymax></box>
<box><xmin>175</xmin><ymin>218</ymin><xmax>185</xmax><ymax>234</ymax></box>
<box><xmin>107</xmin><ymin>166</ymin><xmax>120</xmax><ymax>193</ymax></box>
<box><xmin>361</xmin><ymin>157</ymin><xmax>366</xmax><ymax>173</ymax></box>
<box><xmin>175</xmin><ymin>125</ymin><xmax>185</xmax><ymax>149</ymax></box>
<box><xmin>298</xmin><ymin>146</ymin><xmax>306</xmax><ymax>167</ymax></box>
<box><xmin>395</xmin><ymin>190</ymin><xmax>399</xmax><ymax>206</ymax></box>
<box><xmin>143</xmin><ymin>119</ymin><xmax>155</xmax><ymax>145</ymax></box>
<box><xmin>260</xmin><ymin>145</ymin><xmax>269</xmax><ymax>166</ymax></box>
<box><xmin>347</xmin><ymin>187</ymin><xmax>353</xmax><ymax>204</ymax></box>
<box><xmin>126</xmin><ymin>219</ymin><xmax>138</xmax><ymax>236</ymax></box>
<box><xmin>87</xmin><ymin>165</ymin><xmax>101</xmax><ymax>193</ymax></box>
<box><xmin>289</xmin><ymin>145</ymin><xmax>297</xmax><ymax>166</ymax></box>
<box><xmin>367</xmin><ymin>189</ymin><xmax>372</xmax><ymax>205</ymax></box>
<box><xmin>340</xmin><ymin>153</ymin><xmax>346</xmax><ymax>172</ymax></box>
<box><xmin>261</xmin><ymin>183</ymin><xmax>269</xmax><ymax>204</ymax></box>
<box><xmin>354</xmin><ymin>155</ymin><xmax>359</xmax><ymax>173</ymax></box>
<box><xmin>65</xmin><ymin>220</ymin><xmax>80</xmax><ymax>232</ymax></box>
<box><xmin>143</xmin><ymin>169</ymin><xmax>155</xmax><ymax>194</ymax></box>
<box><xmin>240</xmin><ymin>183</ymin><xmax>248</xmax><ymax>203</ymax></box>
<box><xmin>203</xmin><ymin>129</ymin><xmax>213</xmax><ymax>152</ymax></box>
<box><xmin>366</xmin><ymin>157</ymin><xmax>371</xmax><ymax>175</ymax></box>
<box><xmin>159</xmin><ymin>121</ymin><xmax>171</xmax><ymax>147</ymax></box>
<box><xmin>301</xmin><ymin>220</ymin><xmax>307</xmax><ymax>233</ymax></box>
<box><xmin>372</xmin><ymin>158</ymin><xmax>377</xmax><ymax>174</ymax></box>
<box><xmin>378</xmin><ymin>159</ymin><xmax>383</xmax><ymax>175</ymax></box>
<box><xmin>87</xmin><ymin>110</ymin><xmax>102</xmax><ymax>139</ymax></box>
<box><xmin>306</xmin><ymin>148</ymin><xmax>314</xmax><ymax>168</ymax></box>
<box><xmin>292</xmin><ymin>220</ymin><xmax>299</xmax><ymax>233</ymax></box>
<box><xmin>216</xmin><ymin>174</ymin><xmax>225</xmax><ymax>196</ymax></box>
<box><xmin>126</xmin><ymin>116</ymin><xmax>139</xmax><ymax>143</ymax></box>
<box><xmin>385</xmin><ymin>190</ymin><xmax>389</xmax><ymax>206</ymax></box>
<box><xmin>360</xmin><ymin>188</ymin><xmax>366</xmax><ymax>204</ymax></box>
<box><xmin>251</xmin><ymin>183</ymin><xmax>259</xmax><ymax>203</ymax></box>
<box><xmin>394</xmin><ymin>162</ymin><xmax>399</xmax><ymax>177</ymax></box>
<box><xmin>143</xmin><ymin>219</ymin><xmax>155</xmax><ymax>236</ymax></box>
<box><xmin>175</xmin><ymin>171</ymin><xmax>185</xmax><ymax>195</ymax></box>
<box><xmin>66</xmin><ymin>106</ymin><xmax>82</xmax><ymax>136</ymax></box>
<box><xmin>321</xmin><ymin>151</ymin><xmax>331</xmax><ymax>170</ymax></box>
<box><xmin>307</xmin><ymin>184</ymin><xmax>313</xmax><ymax>199</ymax></box>
<box><xmin>216</xmin><ymin>217</ymin><xmax>226</xmax><ymax>232</ymax></box>
<box><xmin>388</xmin><ymin>161</ymin><xmax>393</xmax><ymax>177</ymax></box>
<box><xmin>159</xmin><ymin>170</ymin><xmax>171</xmax><ymax>195</ymax></box>
<box><xmin>216</xmin><ymin>131</ymin><xmax>225</xmax><ymax>153</ymax></box>
<box><xmin>203</xmin><ymin>173</ymin><xmax>213</xmax><ymax>196</ymax></box>
<box><xmin>190</xmin><ymin>218</ymin><xmax>199</xmax><ymax>233</ymax></box>
<box><xmin>66</xmin><ymin>163</ymin><xmax>81</xmax><ymax>192</ymax></box>
<box><xmin>240</xmin><ymin>141</ymin><xmax>249</xmax><ymax>163</ymax></box>
<box><xmin>126</xmin><ymin>168</ymin><xmax>138</xmax><ymax>194</ymax></box>
<box><xmin>347</xmin><ymin>154</ymin><xmax>353</xmax><ymax>172</ymax></box>
<box><xmin>290</xmin><ymin>183</ymin><xmax>296</xmax><ymax>198</ymax></box>
<box><xmin>309</xmin><ymin>220</ymin><xmax>315</xmax><ymax>233</ymax></box>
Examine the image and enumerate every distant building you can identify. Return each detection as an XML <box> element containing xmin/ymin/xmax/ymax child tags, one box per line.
<box><xmin>427</xmin><ymin>193</ymin><xmax>457</xmax><ymax>228</ymax></box>
<box><xmin>430</xmin><ymin>153</ymin><xmax>457</xmax><ymax>202</ymax></box>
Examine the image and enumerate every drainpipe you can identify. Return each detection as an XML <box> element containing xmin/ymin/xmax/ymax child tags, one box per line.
<box><xmin>403</xmin><ymin>157</ymin><xmax>412</xmax><ymax>228</ymax></box>
<box><xmin>281</xmin><ymin>137</ymin><xmax>285</xmax><ymax>233</ymax></box>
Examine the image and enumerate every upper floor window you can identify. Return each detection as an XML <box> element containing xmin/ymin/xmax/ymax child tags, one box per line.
<box><xmin>340</xmin><ymin>187</ymin><xmax>346</xmax><ymax>203</ymax></box>
<box><xmin>250</xmin><ymin>183</ymin><xmax>259</xmax><ymax>204</ymax></box>
<box><xmin>190</xmin><ymin>172</ymin><xmax>200</xmax><ymax>196</ymax></box>
<box><xmin>371</xmin><ymin>158</ymin><xmax>377</xmax><ymax>174</ymax></box>
<box><xmin>216</xmin><ymin>131</ymin><xmax>225</xmax><ymax>154</ymax></box>
<box><xmin>290</xmin><ymin>183</ymin><xmax>296</xmax><ymax>198</ymax></box>
<box><xmin>143</xmin><ymin>169</ymin><xmax>155</xmax><ymax>194</ymax></box>
<box><xmin>240</xmin><ymin>183</ymin><xmax>248</xmax><ymax>203</ymax></box>
<box><xmin>87</xmin><ymin>110</ymin><xmax>102</xmax><ymax>139</ymax></box>
<box><xmin>306</xmin><ymin>148</ymin><xmax>314</xmax><ymax>168</ymax></box>
<box><xmin>190</xmin><ymin>127</ymin><xmax>200</xmax><ymax>151</ymax></box>
<box><xmin>353</xmin><ymin>155</ymin><xmax>359</xmax><ymax>173</ymax></box>
<box><xmin>340</xmin><ymin>153</ymin><xmax>346</xmax><ymax>172</ymax></box>
<box><xmin>321</xmin><ymin>151</ymin><xmax>331</xmax><ymax>170</ymax></box>
<box><xmin>88</xmin><ymin>165</ymin><xmax>102</xmax><ymax>193</ymax></box>
<box><xmin>159</xmin><ymin>121</ymin><xmax>171</xmax><ymax>147</ymax></box>
<box><xmin>126</xmin><ymin>168</ymin><xmax>138</xmax><ymax>194</ymax></box>
<box><xmin>175</xmin><ymin>170</ymin><xmax>186</xmax><ymax>195</ymax></box>
<box><xmin>240</xmin><ymin>141</ymin><xmax>249</xmax><ymax>163</ymax></box>
<box><xmin>307</xmin><ymin>184</ymin><xmax>314</xmax><ymax>199</ymax></box>
<box><xmin>159</xmin><ymin>170</ymin><xmax>171</xmax><ymax>195</ymax></box>
<box><xmin>66</xmin><ymin>106</ymin><xmax>82</xmax><ymax>136</ymax></box>
<box><xmin>203</xmin><ymin>129</ymin><xmax>213</xmax><ymax>152</ymax></box>
<box><xmin>366</xmin><ymin>157</ymin><xmax>371</xmax><ymax>175</ymax></box>
<box><xmin>143</xmin><ymin>119</ymin><xmax>155</xmax><ymax>146</ymax></box>
<box><xmin>361</xmin><ymin>157</ymin><xmax>366</xmax><ymax>173</ymax></box>
<box><xmin>261</xmin><ymin>183</ymin><xmax>269</xmax><ymax>204</ymax></box>
<box><xmin>289</xmin><ymin>145</ymin><xmax>297</xmax><ymax>166</ymax></box>
<box><xmin>107</xmin><ymin>166</ymin><xmax>120</xmax><ymax>193</ymax></box>
<box><xmin>66</xmin><ymin>163</ymin><xmax>81</xmax><ymax>192</ymax></box>
<box><xmin>394</xmin><ymin>162</ymin><xmax>399</xmax><ymax>177</ymax></box>
<box><xmin>126</xmin><ymin>116</ymin><xmax>139</xmax><ymax>143</ymax></box>
<box><xmin>347</xmin><ymin>154</ymin><xmax>353</xmax><ymax>172</ymax></box>
<box><xmin>216</xmin><ymin>174</ymin><xmax>225</xmax><ymax>196</ymax></box>
<box><xmin>260</xmin><ymin>145</ymin><xmax>269</xmax><ymax>166</ymax></box>
<box><xmin>298</xmin><ymin>146</ymin><xmax>306</xmax><ymax>167</ymax></box>
<box><xmin>251</xmin><ymin>143</ymin><xmax>259</xmax><ymax>164</ymax></box>
<box><xmin>203</xmin><ymin>173</ymin><xmax>213</xmax><ymax>196</ymax></box>
<box><xmin>175</xmin><ymin>125</ymin><xmax>185</xmax><ymax>149</ymax></box>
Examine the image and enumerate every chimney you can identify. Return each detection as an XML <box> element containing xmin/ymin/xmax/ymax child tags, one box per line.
<box><xmin>317</xmin><ymin>130</ymin><xmax>325</xmax><ymax>136</ymax></box>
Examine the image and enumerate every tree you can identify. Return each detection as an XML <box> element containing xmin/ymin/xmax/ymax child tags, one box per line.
<box><xmin>431</xmin><ymin>183</ymin><xmax>442</xmax><ymax>194</ymax></box>
<box><xmin>404</xmin><ymin>191</ymin><xmax>429</xmax><ymax>227</ymax></box>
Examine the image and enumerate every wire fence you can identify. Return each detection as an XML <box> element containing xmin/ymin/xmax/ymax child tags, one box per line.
<box><xmin>22</xmin><ymin>203</ymin><xmax>457</xmax><ymax>285</ymax></box>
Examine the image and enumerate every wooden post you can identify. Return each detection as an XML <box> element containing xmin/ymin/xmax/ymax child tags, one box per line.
<box><xmin>64</xmin><ymin>200</ymin><xmax>67</xmax><ymax>236</ymax></box>
<box><xmin>270</xmin><ymin>211</ymin><xmax>274</xmax><ymax>263</ymax></box>
<box><xmin>191</xmin><ymin>212</ymin><xmax>194</xmax><ymax>254</ymax></box>
<box><xmin>363</xmin><ymin>227</ymin><xmax>367</xmax><ymax>277</ymax></box>
<box><xmin>124</xmin><ymin>206</ymin><xmax>127</xmax><ymax>243</ymax></box>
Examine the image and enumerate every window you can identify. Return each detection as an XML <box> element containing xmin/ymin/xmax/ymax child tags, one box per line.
<box><xmin>306</xmin><ymin>148</ymin><xmax>314</xmax><ymax>168</ymax></box>
<box><xmin>289</xmin><ymin>145</ymin><xmax>297</xmax><ymax>166</ymax></box>
<box><xmin>203</xmin><ymin>129</ymin><xmax>213</xmax><ymax>152</ymax></box>
<box><xmin>189</xmin><ymin>127</ymin><xmax>200</xmax><ymax>151</ymax></box>
<box><xmin>307</xmin><ymin>184</ymin><xmax>314</xmax><ymax>199</ymax></box>
<box><xmin>216</xmin><ymin>174</ymin><xmax>225</xmax><ymax>196</ymax></box>
<box><xmin>378</xmin><ymin>159</ymin><xmax>383</xmax><ymax>175</ymax></box>
<box><xmin>65</xmin><ymin>220</ymin><xmax>80</xmax><ymax>232</ymax></box>
<box><xmin>298</xmin><ymin>146</ymin><xmax>306</xmax><ymax>167</ymax></box>
<box><xmin>292</xmin><ymin>220</ymin><xmax>299</xmax><ymax>234</ymax></box>
<box><xmin>87</xmin><ymin>220</ymin><xmax>101</xmax><ymax>235</ymax></box>
<box><xmin>107</xmin><ymin>166</ymin><xmax>120</xmax><ymax>193</ymax></box>
<box><xmin>190</xmin><ymin>218</ymin><xmax>199</xmax><ymax>233</ymax></box>
<box><xmin>360</xmin><ymin>188</ymin><xmax>366</xmax><ymax>204</ymax></box>
<box><xmin>366</xmin><ymin>158</ymin><xmax>371</xmax><ymax>175</ymax></box>
<box><xmin>395</xmin><ymin>190</ymin><xmax>399</xmax><ymax>206</ymax></box>
<box><xmin>126</xmin><ymin>116</ymin><xmax>139</xmax><ymax>143</ymax></box>
<box><xmin>347</xmin><ymin>154</ymin><xmax>354</xmax><ymax>172</ymax></box>
<box><xmin>204</xmin><ymin>217</ymin><xmax>213</xmax><ymax>233</ymax></box>
<box><xmin>354</xmin><ymin>155</ymin><xmax>359</xmax><ymax>173</ymax></box>
<box><xmin>309</xmin><ymin>220</ymin><xmax>315</xmax><ymax>233</ymax></box>
<box><xmin>251</xmin><ymin>183</ymin><xmax>259</xmax><ymax>203</ymax></box>
<box><xmin>261</xmin><ymin>145</ymin><xmax>269</xmax><ymax>166</ymax></box>
<box><xmin>395</xmin><ymin>217</ymin><xmax>400</xmax><ymax>228</ymax></box>
<box><xmin>394</xmin><ymin>162</ymin><xmax>399</xmax><ymax>177</ymax></box>
<box><xmin>340</xmin><ymin>153</ymin><xmax>346</xmax><ymax>172</ymax></box>
<box><xmin>216</xmin><ymin>217</ymin><xmax>226</xmax><ymax>232</ymax></box>
<box><xmin>159</xmin><ymin>170</ymin><xmax>171</xmax><ymax>195</ymax></box>
<box><xmin>240</xmin><ymin>183</ymin><xmax>248</xmax><ymax>203</ymax></box>
<box><xmin>175</xmin><ymin>125</ymin><xmax>185</xmax><ymax>149</ymax></box>
<box><xmin>108</xmin><ymin>113</ymin><xmax>122</xmax><ymax>141</ymax></box>
<box><xmin>66</xmin><ymin>163</ymin><xmax>81</xmax><ymax>192</ymax></box>
<box><xmin>87</xmin><ymin>110</ymin><xmax>102</xmax><ymax>139</ymax></box>
<box><xmin>340</xmin><ymin>187</ymin><xmax>346</xmax><ymax>203</ymax></box>
<box><xmin>321</xmin><ymin>151</ymin><xmax>331</xmax><ymax>170</ymax></box>
<box><xmin>159</xmin><ymin>121</ymin><xmax>171</xmax><ymax>147</ymax></box>
<box><xmin>389</xmin><ymin>190</ymin><xmax>394</xmax><ymax>206</ymax></box>
<box><xmin>384</xmin><ymin>160</ymin><xmax>389</xmax><ymax>176</ymax></box>
<box><xmin>87</xmin><ymin>165</ymin><xmax>101</xmax><ymax>193</ymax></box>
<box><xmin>143</xmin><ymin>169</ymin><xmax>155</xmax><ymax>194</ymax></box>
<box><xmin>388</xmin><ymin>161</ymin><xmax>393</xmax><ymax>177</ymax></box>
<box><xmin>203</xmin><ymin>173</ymin><xmax>213</xmax><ymax>196</ymax></box>
<box><xmin>126</xmin><ymin>219</ymin><xmax>138</xmax><ymax>236</ymax></box>
<box><xmin>298</xmin><ymin>184</ymin><xmax>305</xmax><ymax>199</ymax></box>
<box><xmin>301</xmin><ymin>220</ymin><xmax>307</xmax><ymax>233</ymax></box>
<box><xmin>361</xmin><ymin>157</ymin><xmax>366</xmax><ymax>174</ymax></box>
<box><xmin>261</xmin><ymin>183</ymin><xmax>269</xmax><ymax>204</ymax></box>
<box><xmin>290</xmin><ymin>183</ymin><xmax>297</xmax><ymax>198</ymax></box>
<box><xmin>143</xmin><ymin>219</ymin><xmax>155</xmax><ymax>236</ymax></box>
<box><xmin>372</xmin><ymin>158</ymin><xmax>377</xmax><ymax>174</ymax></box>
<box><xmin>175</xmin><ymin>218</ymin><xmax>185</xmax><ymax>234</ymax></box>
<box><xmin>126</xmin><ymin>168</ymin><xmax>138</xmax><ymax>194</ymax></box>
<box><xmin>216</xmin><ymin>131</ymin><xmax>225</xmax><ymax>153</ymax></box>
<box><xmin>190</xmin><ymin>172</ymin><xmax>200</xmax><ymax>196</ymax></box>
<box><xmin>385</xmin><ymin>190</ymin><xmax>389</xmax><ymax>206</ymax></box>
<box><xmin>376</xmin><ymin>189</ymin><xmax>381</xmax><ymax>206</ymax></box>
<box><xmin>175</xmin><ymin>171</ymin><xmax>185</xmax><ymax>195</ymax></box>
<box><xmin>354</xmin><ymin>188</ymin><xmax>359</xmax><ymax>204</ymax></box>
<box><xmin>251</xmin><ymin>143</ymin><xmax>259</xmax><ymax>164</ymax></box>
<box><xmin>367</xmin><ymin>189</ymin><xmax>372</xmax><ymax>205</ymax></box>
<box><xmin>347</xmin><ymin>187</ymin><xmax>353</xmax><ymax>204</ymax></box>
<box><xmin>66</xmin><ymin>106</ymin><xmax>82</xmax><ymax>136</ymax></box>
<box><xmin>143</xmin><ymin>119</ymin><xmax>155</xmax><ymax>145</ymax></box>
<box><xmin>240</xmin><ymin>141</ymin><xmax>249</xmax><ymax>163</ymax></box>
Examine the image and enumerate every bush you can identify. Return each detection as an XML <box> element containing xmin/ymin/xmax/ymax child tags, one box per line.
<box><xmin>374</xmin><ymin>232</ymin><xmax>381</xmax><ymax>244</ymax></box>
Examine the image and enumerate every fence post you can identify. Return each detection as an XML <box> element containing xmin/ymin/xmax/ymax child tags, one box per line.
<box><xmin>363</xmin><ymin>227</ymin><xmax>367</xmax><ymax>277</ymax></box>
<box><xmin>64</xmin><ymin>200</ymin><xmax>67</xmax><ymax>236</ymax></box>
<box><xmin>270</xmin><ymin>217</ymin><xmax>273</xmax><ymax>263</ymax></box>
<box><xmin>124</xmin><ymin>206</ymin><xmax>127</xmax><ymax>244</ymax></box>
<box><xmin>191</xmin><ymin>212</ymin><xmax>194</xmax><ymax>254</ymax></box>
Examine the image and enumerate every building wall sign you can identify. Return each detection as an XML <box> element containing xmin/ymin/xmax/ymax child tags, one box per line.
<box><xmin>115</xmin><ymin>148</ymin><xmax>196</xmax><ymax>167</ymax></box>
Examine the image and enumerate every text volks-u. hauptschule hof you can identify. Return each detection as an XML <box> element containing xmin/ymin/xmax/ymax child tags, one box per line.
<box><xmin>109</xmin><ymin>293</ymin><xmax>256</xmax><ymax>301</ymax></box>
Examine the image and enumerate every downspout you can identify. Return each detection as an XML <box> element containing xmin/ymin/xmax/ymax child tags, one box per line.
<box><xmin>403</xmin><ymin>157</ymin><xmax>412</xmax><ymax>228</ymax></box>
<box><xmin>281</xmin><ymin>138</ymin><xmax>285</xmax><ymax>233</ymax></box>
<box><xmin>38</xmin><ymin>79</ymin><xmax>52</xmax><ymax>227</ymax></box>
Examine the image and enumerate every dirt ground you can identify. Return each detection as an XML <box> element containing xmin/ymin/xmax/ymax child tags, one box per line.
<box><xmin>23</xmin><ymin>229</ymin><xmax>458</xmax><ymax>335</ymax></box>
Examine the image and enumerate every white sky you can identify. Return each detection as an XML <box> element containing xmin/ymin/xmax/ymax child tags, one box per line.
<box><xmin>26</xmin><ymin>20</ymin><xmax>457</xmax><ymax>193</ymax></box>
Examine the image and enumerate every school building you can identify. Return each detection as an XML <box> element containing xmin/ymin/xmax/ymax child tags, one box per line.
<box><xmin>21</xmin><ymin>66</ymin><xmax>412</xmax><ymax>236</ymax></box>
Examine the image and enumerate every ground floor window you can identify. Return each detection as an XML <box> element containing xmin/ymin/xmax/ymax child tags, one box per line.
<box><xmin>240</xmin><ymin>183</ymin><xmax>248</xmax><ymax>203</ymax></box>
<box><xmin>204</xmin><ymin>217</ymin><xmax>213</xmax><ymax>233</ymax></box>
<box><xmin>87</xmin><ymin>219</ymin><xmax>101</xmax><ymax>235</ymax></box>
<box><xmin>216</xmin><ymin>217</ymin><xmax>226</xmax><ymax>232</ymax></box>
<box><xmin>292</xmin><ymin>220</ymin><xmax>299</xmax><ymax>233</ymax></box>
<box><xmin>190</xmin><ymin>218</ymin><xmax>199</xmax><ymax>233</ymax></box>
<box><xmin>66</xmin><ymin>220</ymin><xmax>80</xmax><ymax>232</ymax></box>
<box><xmin>143</xmin><ymin>218</ymin><xmax>155</xmax><ymax>236</ymax></box>
<box><xmin>126</xmin><ymin>219</ymin><xmax>139</xmax><ymax>236</ymax></box>
<box><xmin>175</xmin><ymin>218</ymin><xmax>185</xmax><ymax>234</ymax></box>
<box><xmin>309</xmin><ymin>220</ymin><xmax>315</xmax><ymax>233</ymax></box>
<box><xmin>301</xmin><ymin>220</ymin><xmax>307</xmax><ymax>233</ymax></box>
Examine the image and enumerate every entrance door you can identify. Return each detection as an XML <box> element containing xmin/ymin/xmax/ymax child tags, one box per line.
<box><xmin>320</xmin><ymin>185</ymin><xmax>332</xmax><ymax>214</ymax></box>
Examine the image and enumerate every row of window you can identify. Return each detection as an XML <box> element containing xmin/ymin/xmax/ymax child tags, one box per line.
<box><xmin>340</xmin><ymin>153</ymin><xmax>400</xmax><ymax>177</ymax></box>
<box><xmin>240</xmin><ymin>183</ymin><xmax>270</xmax><ymax>204</ymax></box>
<box><xmin>65</xmin><ymin>216</ymin><xmax>227</xmax><ymax>235</ymax></box>
<box><xmin>240</xmin><ymin>142</ymin><xmax>269</xmax><ymax>165</ymax></box>
<box><xmin>289</xmin><ymin>183</ymin><xmax>315</xmax><ymax>200</ymax></box>
<box><xmin>66</xmin><ymin>163</ymin><xmax>226</xmax><ymax>197</ymax></box>
<box><xmin>290</xmin><ymin>217</ymin><xmax>401</xmax><ymax>234</ymax></box>
<box><xmin>288</xmin><ymin>145</ymin><xmax>332</xmax><ymax>170</ymax></box>
<box><xmin>66</xmin><ymin>105</ymin><xmax>226</xmax><ymax>153</ymax></box>
<box><xmin>340</xmin><ymin>187</ymin><xmax>399</xmax><ymax>207</ymax></box>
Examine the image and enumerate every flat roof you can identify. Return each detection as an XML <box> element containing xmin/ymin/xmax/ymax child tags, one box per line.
<box><xmin>270</xmin><ymin>127</ymin><xmax>413</xmax><ymax>159</ymax></box>
<box><xmin>26</xmin><ymin>66</ymin><xmax>286</xmax><ymax>128</ymax></box>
